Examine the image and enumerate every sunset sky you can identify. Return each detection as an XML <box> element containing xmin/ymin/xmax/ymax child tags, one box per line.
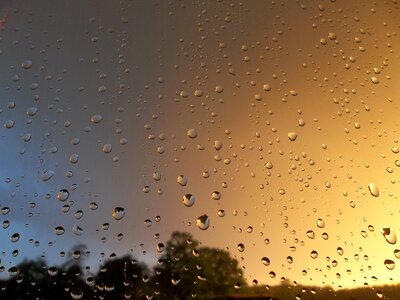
<box><xmin>0</xmin><ymin>0</ymin><xmax>400</xmax><ymax>290</ymax></box>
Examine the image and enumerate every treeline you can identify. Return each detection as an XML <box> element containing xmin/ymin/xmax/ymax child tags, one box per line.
<box><xmin>0</xmin><ymin>231</ymin><xmax>246</xmax><ymax>299</ymax></box>
<box><xmin>0</xmin><ymin>231</ymin><xmax>397</xmax><ymax>299</ymax></box>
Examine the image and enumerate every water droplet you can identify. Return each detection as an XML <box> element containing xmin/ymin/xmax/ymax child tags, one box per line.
<box><xmin>89</xmin><ymin>202</ymin><xmax>98</xmax><ymax>210</ymax></box>
<box><xmin>382</xmin><ymin>227</ymin><xmax>397</xmax><ymax>244</ymax></box>
<box><xmin>288</xmin><ymin>132</ymin><xmax>298</xmax><ymax>141</ymax></box>
<box><xmin>4</xmin><ymin>120</ymin><xmax>15</xmax><ymax>128</ymax></box>
<box><xmin>214</xmin><ymin>140</ymin><xmax>223</xmax><ymax>150</ymax></box>
<box><xmin>218</xmin><ymin>209</ymin><xmax>225</xmax><ymax>217</ymax></box>
<box><xmin>54</xmin><ymin>226</ymin><xmax>65</xmax><ymax>235</ymax></box>
<box><xmin>310</xmin><ymin>250</ymin><xmax>318</xmax><ymax>259</ymax></box>
<box><xmin>91</xmin><ymin>114</ymin><xmax>103</xmax><ymax>124</ymax></box>
<box><xmin>70</xmin><ymin>287</ymin><xmax>83</xmax><ymax>299</ymax></box>
<box><xmin>368</xmin><ymin>183</ymin><xmax>379</xmax><ymax>197</ymax></box>
<box><xmin>183</xmin><ymin>194</ymin><xmax>195</xmax><ymax>207</ymax></box>
<box><xmin>177</xmin><ymin>175</ymin><xmax>188</xmax><ymax>186</ymax></box>
<box><xmin>57</xmin><ymin>189</ymin><xmax>69</xmax><ymax>201</ymax></box>
<box><xmin>384</xmin><ymin>259</ymin><xmax>395</xmax><ymax>270</ymax></box>
<box><xmin>196</xmin><ymin>214</ymin><xmax>210</xmax><ymax>230</ymax></box>
<box><xmin>48</xmin><ymin>266</ymin><xmax>58</xmax><ymax>276</ymax></box>
<box><xmin>22</xmin><ymin>60</ymin><xmax>32</xmax><ymax>69</ymax></box>
<box><xmin>306</xmin><ymin>230</ymin><xmax>315</xmax><ymax>239</ymax></box>
<box><xmin>316</xmin><ymin>218</ymin><xmax>325</xmax><ymax>228</ymax></box>
<box><xmin>112</xmin><ymin>207</ymin><xmax>125</xmax><ymax>220</ymax></box>
<box><xmin>371</xmin><ymin>77</ymin><xmax>380</xmax><ymax>84</ymax></box>
<box><xmin>211</xmin><ymin>191</ymin><xmax>221</xmax><ymax>200</ymax></box>
<box><xmin>10</xmin><ymin>233</ymin><xmax>20</xmax><ymax>243</ymax></box>
<box><xmin>102</xmin><ymin>144</ymin><xmax>112</xmax><ymax>154</ymax></box>
<box><xmin>261</xmin><ymin>257</ymin><xmax>270</xmax><ymax>266</ymax></box>
<box><xmin>72</xmin><ymin>225</ymin><xmax>84</xmax><ymax>236</ymax></box>
<box><xmin>215</xmin><ymin>85</ymin><xmax>224</xmax><ymax>93</ymax></box>
<box><xmin>194</xmin><ymin>89</ymin><xmax>204</xmax><ymax>97</ymax></box>
<box><xmin>337</xmin><ymin>247</ymin><xmax>344</xmax><ymax>255</ymax></box>
<box><xmin>187</xmin><ymin>128</ymin><xmax>198</xmax><ymax>138</ymax></box>
<box><xmin>8</xmin><ymin>267</ymin><xmax>19</xmax><ymax>277</ymax></box>
<box><xmin>41</xmin><ymin>170</ymin><xmax>55</xmax><ymax>181</ymax></box>
<box><xmin>237</xmin><ymin>243</ymin><xmax>245</xmax><ymax>252</ymax></box>
<box><xmin>26</xmin><ymin>107</ymin><xmax>38</xmax><ymax>116</ymax></box>
<box><xmin>157</xmin><ymin>243</ymin><xmax>165</xmax><ymax>253</ymax></box>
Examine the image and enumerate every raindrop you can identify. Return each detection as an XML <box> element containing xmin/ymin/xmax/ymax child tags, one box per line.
<box><xmin>22</xmin><ymin>60</ymin><xmax>33</xmax><ymax>69</ymax></box>
<box><xmin>368</xmin><ymin>183</ymin><xmax>379</xmax><ymax>197</ymax></box>
<box><xmin>261</xmin><ymin>257</ymin><xmax>270</xmax><ymax>266</ymax></box>
<box><xmin>384</xmin><ymin>259</ymin><xmax>395</xmax><ymax>270</ymax></box>
<box><xmin>214</xmin><ymin>140</ymin><xmax>223</xmax><ymax>150</ymax></box>
<box><xmin>70</xmin><ymin>287</ymin><xmax>83</xmax><ymax>299</ymax></box>
<box><xmin>310</xmin><ymin>250</ymin><xmax>318</xmax><ymax>259</ymax></box>
<box><xmin>177</xmin><ymin>175</ymin><xmax>188</xmax><ymax>186</ymax></box>
<box><xmin>211</xmin><ymin>191</ymin><xmax>221</xmax><ymax>200</ymax></box>
<box><xmin>306</xmin><ymin>230</ymin><xmax>315</xmax><ymax>239</ymax></box>
<box><xmin>54</xmin><ymin>226</ymin><xmax>65</xmax><ymax>235</ymax></box>
<box><xmin>57</xmin><ymin>189</ymin><xmax>69</xmax><ymax>201</ymax></box>
<box><xmin>187</xmin><ymin>128</ymin><xmax>198</xmax><ymax>138</ymax></box>
<box><xmin>112</xmin><ymin>207</ymin><xmax>126</xmax><ymax>220</ymax></box>
<box><xmin>237</xmin><ymin>243</ymin><xmax>245</xmax><ymax>252</ymax></box>
<box><xmin>182</xmin><ymin>194</ymin><xmax>195</xmax><ymax>207</ymax></box>
<box><xmin>102</xmin><ymin>144</ymin><xmax>112</xmax><ymax>154</ymax></box>
<box><xmin>4</xmin><ymin>120</ymin><xmax>15</xmax><ymax>128</ymax></box>
<box><xmin>196</xmin><ymin>215</ymin><xmax>210</xmax><ymax>230</ymax></box>
<box><xmin>91</xmin><ymin>114</ymin><xmax>103</xmax><ymax>124</ymax></box>
<box><xmin>288</xmin><ymin>132</ymin><xmax>298</xmax><ymax>141</ymax></box>
<box><xmin>316</xmin><ymin>218</ymin><xmax>325</xmax><ymax>228</ymax></box>
<box><xmin>381</xmin><ymin>227</ymin><xmax>397</xmax><ymax>244</ymax></box>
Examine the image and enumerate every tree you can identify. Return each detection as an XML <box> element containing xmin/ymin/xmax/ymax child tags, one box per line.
<box><xmin>153</xmin><ymin>231</ymin><xmax>246</xmax><ymax>299</ymax></box>
<box><xmin>94</xmin><ymin>254</ymin><xmax>151</xmax><ymax>299</ymax></box>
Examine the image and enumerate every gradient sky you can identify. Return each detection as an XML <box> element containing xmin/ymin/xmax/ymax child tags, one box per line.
<box><xmin>1</xmin><ymin>0</ymin><xmax>400</xmax><ymax>291</ymax></box>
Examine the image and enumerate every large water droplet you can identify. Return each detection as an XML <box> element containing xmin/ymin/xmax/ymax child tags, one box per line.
<box><xmin>187</xmin><ymin>128</ymin><xmax>198</xmax><ymax>139</ymax></box>
<box><xmin>368</xmin><ymin>183</ymin><xmax>379</xmax><ymax>197</ymax></box>
<box><xmin>57</xmin><ymin>189</ymin><xmax>69</xmax><ymax>201</ymax></box>
<box><xmin>288</xmin><ymin>132</ymin><xmax>298</xmax><ymax>141</ymax></box>
<box><xmin>384</xmin><ymin>259</ymin><xmax>395</xmax><ymax>270</ymax></box>
<box><xmin>177</xmin><ymin>175</ymin><xmax>188</xmax><ymax>186</ymax></box>
<box><xmin>182</xmin><ymin>194</ymin><xmax>195</xmax><ymax>207</ymax></box>
<box><xmin>196</xmin><ymin>214</ymin><xmax>210</xmax><ymax>230</ymax></box>
<box><xmin>382</xmin><ymin>227</ymin><xmax>397</xmax><ymax>244</ymax></box>
<box><xmin>112</xmin><ymin>207</ymin><xmax>126</xmax><ymax>220</ymax></box>
<box><xmin>261</xmin><ymin>257</ymin><xmax>270</xmax><ymax>266</ymax></box>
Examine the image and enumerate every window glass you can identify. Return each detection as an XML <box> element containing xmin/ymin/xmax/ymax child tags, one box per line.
<box><xmin>1</xmin><ymin>0</ymin><xmax>400</xmax><ymax>299</ymax></box>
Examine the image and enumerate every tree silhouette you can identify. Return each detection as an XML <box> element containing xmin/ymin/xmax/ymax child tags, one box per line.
<box><xmin>94</xmin><ymin>254</ymin><xmax>151</xmax><ymax>299</ymax></box>
<box><xmin>153</xmin><ymin>231</ymin><xmax>246</xmax><ymax>299</ymax></box>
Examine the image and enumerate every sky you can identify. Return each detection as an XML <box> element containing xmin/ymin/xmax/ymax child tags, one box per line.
<box><xmin>0</xmin><ymin>0</ymin><xmax>400</xmax><ymax>290</ymax></box>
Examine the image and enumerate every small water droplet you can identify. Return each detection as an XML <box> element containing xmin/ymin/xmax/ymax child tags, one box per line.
<box><xmin>22</xmin><ymin>60</ymin><xmax>33</xmax><ymax>69</ymax></box>
<box><xmin>102</xmin><ymin>144</ymin><xmax>112</xmax><ymax>154</ymax></box>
